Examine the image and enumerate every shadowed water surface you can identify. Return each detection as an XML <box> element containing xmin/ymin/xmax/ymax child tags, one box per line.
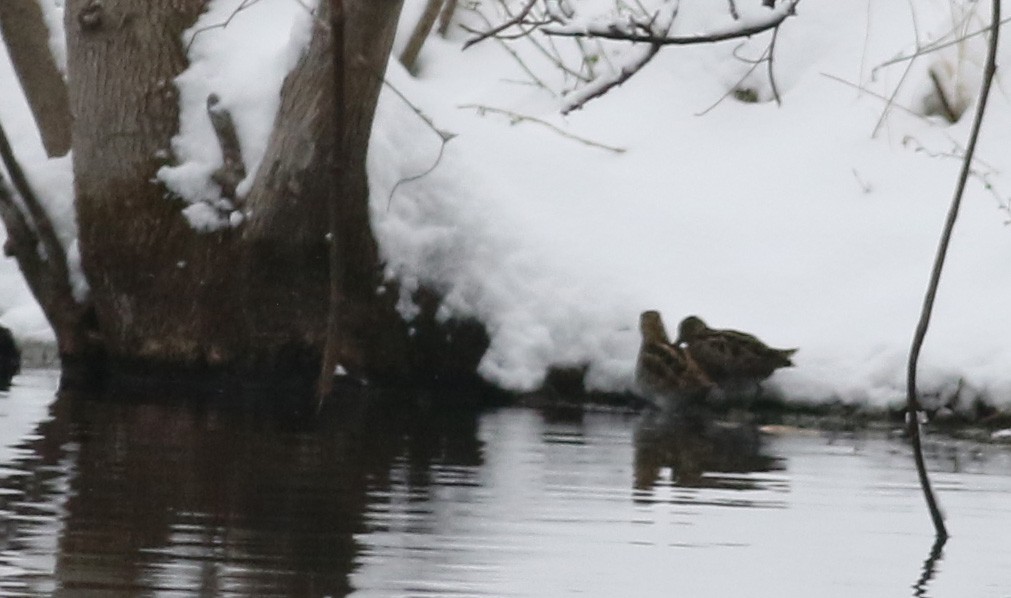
<box><xmin>0</xmin><ymin>371</ymin><xmax>1010</xmax><ymax>597</ymax></box>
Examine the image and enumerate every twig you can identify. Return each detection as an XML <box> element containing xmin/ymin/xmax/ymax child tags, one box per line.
<box><xmin>874</xmin><ymin>15</ymin><xmax>1011</xmax><ymax>74</ymax></box>
<box><xmin>821</xmin><ymin>72</ymin><xmax>931</xmax><ymax>123</ymax></box>
<box><xmin>387</xmin><ymin>140</ymin><xmax>449</xmax><ymax>210</ymax></box>
<box><xmin>437</xmin><ymin>0</ymin><xmax>458</xmax><ymax>37</ymax></box>
<box><xmin>906</xmin><ymin>0</ymin><xmax>1001</xmax><ymax>542</ymax></box>
<box><xmin>928</xmin><ymin>69</ymin><xmax>959</xmax><ymax>123</ymax></box>
<box><xmin>871</xmin><ymin>52</ymin><xmax>917</xmax><ymax>139</ymax></box>
<box><xmin>561</xmin><ymin>2</ymin><xmax>678</xmax><ymax>114</ymax></box>
<box><xmin>0</xmin><ymin>118</ymin><xmax>65</xmax><ymax>269</ymax></box>
<box><xmin>185</xmin><ymin>0</ymin><xmax>265</xmax><ymax>53</ymax></box>
<box><xmin>381</xmin><ymin>78</ymin><xmax>456</xmax><ymax>209</ymax></box>
<box><xmin>400</xmin><ymin>0</ymin><xmax>444</xmax><ymax>71</ymax></box>
<box><xmin>542</xmin><ymin>0</ymin><xmax>800</xmax><ymax>46</ymax></box>
<box><xmin>459</xmin><ymin>103</ymin><xmax>626</xmax><ymax>153</ymax></box>
<box><xmin>490</xmin><ymin>0</ymin><xmax>592</xmax><ymax>84</ymax></box>
<box><xmin>463</xmin><ymin>0</ymin><xmax>539</xmax><ymax>50</ymax></box>
<box><xmin>902</xmin><ymin>137</ymin><xmax>1010</xmax><ymax>220</ymax></box>
<box><xmin>767</xmin><ymin>24</ymin><xmax>782</xmax><ymax>105</ymax></box>
<box><xmin>464</xmin><ymin>7</ymin><xmax>554</xmax><ymax>92</ymax></box>
<box><xmin>563</xmin><ymin>42</ymin><xmax>662</xmax><ymax>114</ymax></box>
<box><xmin>696</xmin><ymin>39</ymin><xmax>774</xmax><ymax>116</ymax></box>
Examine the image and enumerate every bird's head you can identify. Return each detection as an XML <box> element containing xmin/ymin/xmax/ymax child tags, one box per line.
<box><xmin>675</xmin><ymin>315</ymin><xmax>708</xmax><ymax>344</ymax></box>
<box><xmin>639</xmin><ymin>310</ymin><xmax>670</xmax><ymax>344</ymax></box>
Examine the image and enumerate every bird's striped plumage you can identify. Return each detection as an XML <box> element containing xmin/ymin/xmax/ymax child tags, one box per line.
<box><xmin>635</xmin><ymin>311</ymin><xmax>714</xmax><ymax>408</ymax></box>
<box><xmin>674</xmin><ymin>315</ymin><xmax>796</xmax><ymax>384</ymax></box>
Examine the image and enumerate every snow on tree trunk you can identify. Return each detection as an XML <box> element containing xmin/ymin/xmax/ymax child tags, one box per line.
<box><xmin>67</xmin><ymin>0</ymin><xmax>243</xmax><ymax>374</ymax></box>
<box><xmin>64</xmin><ymin>0</ymin><xmax>488</xmax><ymax>392</ymax></box>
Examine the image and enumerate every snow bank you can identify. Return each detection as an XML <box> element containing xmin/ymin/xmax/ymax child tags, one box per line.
<box><xmin>370</xmin><ymin>0</ymin><xmax>1011</xmax><ymax>408</ymax></box>
<box><xmin>3</xmin><ymin>0</ymin><xmax>1011</xmax><ymax>409</ymax></box>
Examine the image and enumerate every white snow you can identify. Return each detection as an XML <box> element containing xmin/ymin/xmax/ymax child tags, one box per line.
<box><xmin>37</xmin><ymin>0</ymin><xmax>67</xmax><ymax>74</ymax></box>
<box><xmin>369</xmin><ymin>0</ymin><xmax>1011</xmax><ymax>407</ymax></box>
<box><xmin>2</xmin><ymin>0</ymin><xmax>1011</xmax><ymax>408</ymax></box>
<box><xmin>157</xmin><ymin>0</ymin><xmax>319</xmax><ymax>231</ymax></box>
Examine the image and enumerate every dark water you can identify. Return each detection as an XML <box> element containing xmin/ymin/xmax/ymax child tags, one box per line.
<box><xmin>1</xmin><ymin>371</ymin><xmax>1010</xmax><ymax>597</ymax></box>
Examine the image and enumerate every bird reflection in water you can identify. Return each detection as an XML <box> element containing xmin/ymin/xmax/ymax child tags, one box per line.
<box><xmin>632</xmin><ymin>410</ymin><xmax>780</xmax><ymax>493</ymax></box>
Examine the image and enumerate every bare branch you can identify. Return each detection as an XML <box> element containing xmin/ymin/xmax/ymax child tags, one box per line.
<box><xmin>906</xmin><ymin>0</ymin><xmax>1002</xmax><ymax>541</ymax></box>
<box><xmin>459</xmin><ymin>104</ymin><xmax>626</xmax><ymax>153</ymax></box>
<box><xmin>874</xmin><ymin>15</ymin><xmax>1011</xmax><ymax>74</ymax></box>
<box><xmin>401</xmin><ymin>0</ymin><xmax>444</xmax><ymax>71</ymax></box>
<box><xmin>0</xmin><ymin>119</ymin><xmax>66</xmax><ymax>274</ymax></box>
<box><xmin>184</xmin><ymin>0</ymin><xmax>266</xmax><ymax>53</ymax></box>
<box><xmin>561</xmin><ymin>2</ymin><xmax>678</xmax><ymax>114</ymax></box>
<box><xmin>381</xmin><ymin>78</ymin><xmax>457</xmax><ymax>209</ymax></box>
<box><xmin>542</xmin><ymin>0</ymin><xmax>799</xmax><ymax>46</ymax></box>
<box><xmin>0</xmin><ymin>0</ymin><xmax>72</xmax><ymax>157</ymax></box>
<box><xmin>767</xmin><ymin>24</ymin><xmax>782</xmax><ymax>105</ymax></box>
<box><xmin>927</xmin><ymin>69</ymin><xmax>959</xmax><ymax>123</ymax></box>
<box><xmin>437</xmin><ymin>0</ymin><xmax>459</xmax><ymax>37</ymax></box>
<box><xmin>0</xmin><ymin>120</ymin><xmax>98</xmax><ymax>358</ymax></box>
<box><xmin>696</xmin><ymin>27</ymin><xmax>784</xmax><ymax>116</ymax></box>
<box><xmin>463</xmin><ymin>0</ymin><xmax>540</xmax><ymax>50</ymax></box>
<box><xmin>464</xmin><ymin>6</ymin><xmax>555</xmax><ymax>92</ymax></box>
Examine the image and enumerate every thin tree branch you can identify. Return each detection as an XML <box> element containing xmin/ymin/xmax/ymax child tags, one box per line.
<box><xmin>562</xmin><ymin>42</ymin><xmax>663</xmax><ymax>114</ymax></box>
<box><xmin>400</xmin><ymin>0</ymin><xmax>444</xmax><ymax>71</ymax></box>
<box><xmin>184</xmin><ymin>0</ymin><xmax>266</xmax><ymax>52</ymax></box>
<box><xmin>0</xmin><ymin>0</ymin><xmax>72</xmax><ymax>157</ymax></box>
<box><xmin>464</xmin><ymin>7</ymin><xmax>554</xmax><ymax>92</ymax></box>
<box><xmin>437</xmin><ymin>0</ymin><xmax>458</xmax><ymax>37</ymax></box>
<box><xmin>821</xmin><ymin>72</ymin><xmax>932</xmax><ymax>123</ymax></box>
<box><xmin>463</xmin><ymin>0</ymin><xmax>539</xmax><ymax>50</ymax></box>
<box><xmin>0</xmin><ymin>122</ymin><xmax>99</xmax><ymax>359</ymax></box>
<box><xmin>875</xmin><ymin>15</ymin><xmax>1011</xmax><ymax>74</ymax></box>
<box><xmin>767</xmin><ymin>24</ymin><xmax>782</xmax><ymax>105</ymax></box>
<box><xmin>459</xmin><ymin>104</ymin><xmax>626</xmax><ymax>153</ymax></box>
<box><xmin>380</xmin><ymin>77</ymin><xmax>456</xmax><ymax>209</ymax></box>
<box><xmin>906</xmin><ymin>0</ymin><xmax>1001</xmax><ymax>542</ymax></box>
<box><xmin>0</xmin><ymin>119</ymin><xmax>66</xmax><ymax>273</ymax></box>
<box><xmin>561</xmin><ymin>2</ymin><xmax>678</xmax><ymax>114</ymax></box>
<box><xmin>542</xmin><ymin>0</ymin><xmax>799</xmax><ymax>46</ymax></box>
<box><xmin>697</xmin><ymin>33</ymin><xmax>782</xmax><ymax>116</ymax></box>
<box><xmin>928</xmin><ymin>69</ymin><xmax>959</xmax><ymax>123</ymax></box>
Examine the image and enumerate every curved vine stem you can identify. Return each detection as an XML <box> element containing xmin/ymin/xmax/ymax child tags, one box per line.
<box><xmin>906</xmin><ymin>0</ymin><xmax>1000</xmax><ymax>541</ymax></box>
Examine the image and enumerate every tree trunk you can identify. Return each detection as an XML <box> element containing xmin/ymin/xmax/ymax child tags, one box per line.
<box><xmin>63</xmin><ymin>0</ymin><xmax>488</xmax><ymax>395</ymax></box>
<box><xmin>400</xmin><ymin>0</ymin><xmax>443</xmax><ymax>72</ymax></box>
<box><xmin>437</xmin><ymin>0</ymin><xmax>458</xmax><ymax>37</ymax></box>
<box><xmin>0</xmin><ymin>0</ymin><xmax>72</xmax><ymax>157</ymax></box>
<box><xmin>67</xmin><ymin>0</ymin><xmax>243</xmax><ymax>377</ymax></box>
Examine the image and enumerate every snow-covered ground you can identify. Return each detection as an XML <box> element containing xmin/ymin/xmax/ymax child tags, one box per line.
<box><xmin>3</xmin><ymin>0</ymin><xmax>1011</xmax><ymax>410</ymax></box>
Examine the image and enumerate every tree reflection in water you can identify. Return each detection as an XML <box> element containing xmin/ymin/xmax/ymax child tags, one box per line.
<box><xmin>0</xmin><ymin>383</ymin><xmax>484</xmax><ymax>597</ymax></box>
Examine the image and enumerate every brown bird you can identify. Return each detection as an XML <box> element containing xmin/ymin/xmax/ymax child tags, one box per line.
<box><xmin>635</xmin><ymin>311</ymin><xmax>714</xmax><ymax>409</ymax></box>
<box><xmin>674</xmin><ymin>315</ymin><xmax>796</xmax><ymax>388</ymax></box>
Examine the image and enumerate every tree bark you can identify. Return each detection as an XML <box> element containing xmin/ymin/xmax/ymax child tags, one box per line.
<box><xmin>400</xmin><ymin>0</ymin><xmax>443</xmax><ymax>72</ymax></box>
<box><xmin>0</xmin><ymin>0</ymin><xmax>72</xmax><ymax>157</ymax></box>
<box><xmin>241</xmin><ymin>0</ymin><xmax>414</xmax><ymax>386</ymax></box>
<box><xmin>67</xmin><ymin>0</ymin><xmax>240</xmax><ymax>373</ymax></box>
<box><xmin>62</xmin><ymin>0</ymin><xmax>487</xmax><ymax>394</ymax></box>
<box><xmin>437</xmin><ymin>0</ymin><xmax>458</xmax><ymax>37</ymax></box>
